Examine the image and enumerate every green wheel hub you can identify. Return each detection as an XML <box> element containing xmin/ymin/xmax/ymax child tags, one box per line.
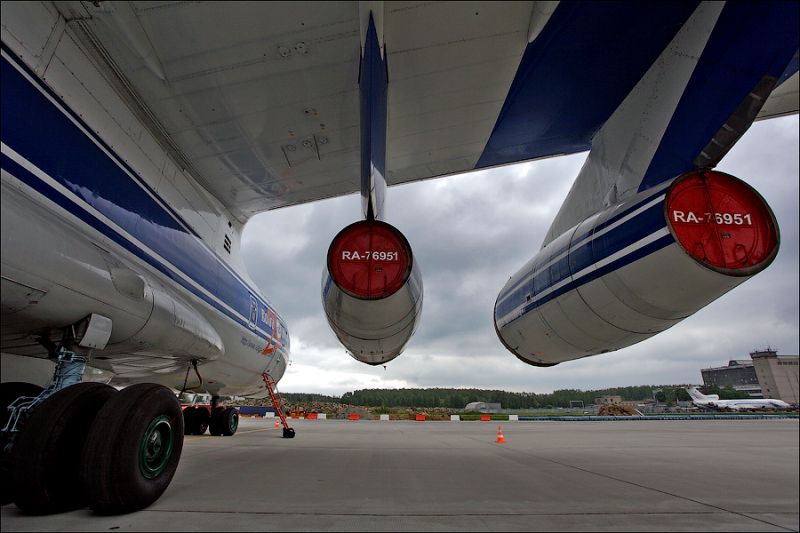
<box><xmin>139</xmin><ymin>415</ymin><xmax>174</xmax><ymax>479</ymax></box>
<box><xmin>229</xmin><ymin>410</ymin><xmax>239</xmax><ymax>433</ymax></box>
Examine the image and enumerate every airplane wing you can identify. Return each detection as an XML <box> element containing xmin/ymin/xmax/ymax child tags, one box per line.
<box><xmin>16</xmin><ymin>1</ymin><xmax>796</xmax><ymax>224</ymax></box>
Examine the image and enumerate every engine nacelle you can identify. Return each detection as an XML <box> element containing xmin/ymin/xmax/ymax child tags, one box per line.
<box><xmin>495</xmin><ymin>170</ymin><xmax>779</xmax><ymax>366</ymax></box>
<box><xmin>322</xmin><ymin>220</ymin><xmax>423</xmax><ymax>365</ymax></box>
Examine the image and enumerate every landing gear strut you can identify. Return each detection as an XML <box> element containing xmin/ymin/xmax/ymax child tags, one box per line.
<box><xmin>0</xmin><ymin>382</ymin><xmax>43</xmax><ymax>505</ymax></box>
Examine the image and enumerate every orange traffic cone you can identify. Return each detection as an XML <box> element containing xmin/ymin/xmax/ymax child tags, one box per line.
<box><xmin>495</xmin><ymin>425</ymin><xmax>506</xmax><ymax>444</ymax></box>
<box><xmin>274</xmin><ymin>419</ymin><xmax>280</xmax><ymax>429</ymax></box>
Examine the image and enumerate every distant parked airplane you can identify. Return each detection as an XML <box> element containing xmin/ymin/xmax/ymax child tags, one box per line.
<box><xmin>686</xmin><ymin>387</ymin><xmax>791</xmax><ymax>411</ymax></box>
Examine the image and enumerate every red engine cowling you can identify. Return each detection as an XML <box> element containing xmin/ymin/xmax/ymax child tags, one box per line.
<box><xmin>322</xmin><ymin>220</ymin><xmax>423</xmax><ymax>365</ymax></box>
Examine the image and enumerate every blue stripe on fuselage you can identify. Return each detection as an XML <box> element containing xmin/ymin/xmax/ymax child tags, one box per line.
<box><xmin>495</xmin><ymin>198</ymin><xmax>672</xmax><ymax>321</ymax></box>
<box><xmin>496</xmin><ymin>233</ymin><xmax>675</xmax><ymax>325</ymax></box>
<box><xmin>0</xmin><ymin>48</ymin><xmax>285</xmax><ymax>345</ymax></box>
<box><xmin>496</xmin><ymin>186</ymin><xmax>668</xmax><ymax>305</ymax></box>
<box><xmin>1</xmin><ymin>152</ymin><xmax>249</xmax><ymax>333</ymax></box>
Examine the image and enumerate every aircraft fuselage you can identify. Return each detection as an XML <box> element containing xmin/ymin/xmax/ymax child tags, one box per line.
<box><xmin>1</xmin><ymin>47</ymin><xmax>288</xmax><ymax>398</ymax></box>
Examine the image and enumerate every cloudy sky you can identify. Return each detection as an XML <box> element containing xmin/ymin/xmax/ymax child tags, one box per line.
<box><xmin>242</xmin><ymin>115</ymin><xmax>799</xmax><ymax>396</ymax></box>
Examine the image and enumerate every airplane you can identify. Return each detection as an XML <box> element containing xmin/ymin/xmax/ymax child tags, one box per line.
<box><xmin>686</xmin><ymin>387</ymin><xmax>792</xmax><ymax>411</ymax></box>
<box><xmin>1</xmin><ymin>0</ymin><xmax>797</xmax><ymax>516</ymax></box>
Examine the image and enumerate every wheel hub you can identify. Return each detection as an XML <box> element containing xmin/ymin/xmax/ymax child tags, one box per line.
<box><xmin>139</xmin><ymin>415</ymin><xmax>174</xmax><ymax>479</ymax></box>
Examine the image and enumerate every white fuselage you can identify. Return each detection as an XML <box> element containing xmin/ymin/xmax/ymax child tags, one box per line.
<box><xmin>692</xmin><ymin>399</ymin><xmax>792</xmax><ymax>411</ymax></box>
<box><xmin>1</xmin><ymin>40</ymin><xmax>288</xmax><ymax>398</ymax></box>
<box><xmin>687</xmin><ymin>388</ymin><xmax>791</xmax><ymax>411</ymax></box>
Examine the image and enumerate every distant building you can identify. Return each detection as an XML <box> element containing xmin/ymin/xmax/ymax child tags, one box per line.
<box><xmin>701</xmin><ymin>360</ymin><xmax>762</xmax><ymax>397</ymax></box>
<box><xmin>595</xmin><ymin>396</ymin><xmax>622</xmax><ymax>405</ymax></box>
<box><xmin>750</xmin><ymin>349</ymin><xmax>799</xmax><ymax>404</ymax></box>
<box><xmin>464</xmin><ymin>402</ymin><xmax>501</xmax><ymax>413</ymax></box>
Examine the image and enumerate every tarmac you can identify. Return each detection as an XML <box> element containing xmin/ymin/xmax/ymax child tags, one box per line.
<box><xmin>2</xmin><ymin>417</ymin><xmax>798</xmax><ymax>531</ymax></box>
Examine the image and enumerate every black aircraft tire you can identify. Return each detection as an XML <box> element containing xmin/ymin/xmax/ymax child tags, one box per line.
<box><xmin>182</xmin><ymin>406</ymin><xmax>198</xmax><ymax>435</ymax></box>
<box><xmin>209</xmin><ymin>407</ymin><xmax>224</xmax><ymax>435</ymax></box>
<box><xmin>209</xmin><ymin>406</ymin><xmax>238</xmax><ymax>436</ymax></box>
<box><xmin>222</xmin><ymin>407</ymin><xmax>238</xmax><ymax>436</ymax></box>
<box><xmin>1</xmin><ymin>382</ymin><xmax>44</xmax><ymax>505</ymax></box>
<box><xmin>195</xmin><ymin>408</ymin><xmax>210</xmax><ymax>435</ymax></box>
<box><xmin>81</xmin><ymin>383</ymin><xmax>184</xmax><ymax>515</ymax></box>
<box><xmin>10</xmin><ymin>382</ymin><xmax>117</xmax><ymax>514</ymax></box>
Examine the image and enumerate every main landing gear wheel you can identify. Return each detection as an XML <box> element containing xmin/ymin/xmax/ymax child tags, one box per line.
<box><xmin>1</xmin><ymin>382</ymin><xmax>44</xmax><ymax>505</ymax></box>
<box><xmin>81</xmin><ymin>383</ymin><xmax>184</xmax><ymax>514</ymax></box>
<box><xmin>183</xmin><ymin>406</ymin><xmax>210</xmax><ymax>435</ymax></box>
<box><xmin>10</xmin><ymin>382</ymin><xmax>117</xmax><ymax>514</ymax></box>
<box><xmin>209</xmin><ymin>406</ymin><xmax>238</xmax><ymax>436</ymax></box>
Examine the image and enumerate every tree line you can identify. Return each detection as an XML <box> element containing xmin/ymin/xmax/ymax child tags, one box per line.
<box><xmin>282</xmin><ymin>384</ymin><xmax>750</xmax><ymax>409</ymax></box>
<box><xmin>337</xmin><ymin>385</ymin><xmax>687</xmax><ymax>409</ymax></box>
<box><xmin>336</xmin><ymin>386</ymin><xmax>657</xmax><ymax>409</ymax></box>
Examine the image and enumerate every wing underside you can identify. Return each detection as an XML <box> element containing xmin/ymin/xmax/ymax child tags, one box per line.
<box><xmin>16</xmin><ymin>1</ymin><xmax>798</xmax><ymax>222</ymax></box>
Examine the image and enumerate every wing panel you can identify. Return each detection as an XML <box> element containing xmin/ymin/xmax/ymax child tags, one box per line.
<box><xmin>541</xmin><ymin>1</ymin><xmax>798</xmax><ymax>247</ymax></box>
<box><xmin>386</xmin><ymin>1</ymin><xmax>532</xmax><ymax>186</ymax></box>
<box><xmin>71</xmin><ymin>1</ymin><xmax>362</xmax><ymax>220</ymax></box>
<box><xmin>43</xmin><ymin>1</ymin><xmax>797</xmax><ymax>220</ymax></box>
<box><xmin>638</xmin><ymin>1</ymin><xmax>799</xmax><ymax>192</ymax></box>
<box><xmin>476</xmin><ymin>1</ymin><xmax>701</xmax><ymax>169</ymax></box>
<box><xmin>757</xmin><ymin>71</ymin><xmax>799</xmax><ymax>120</ymax></box>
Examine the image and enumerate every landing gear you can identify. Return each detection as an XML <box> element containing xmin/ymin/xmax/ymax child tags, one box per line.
<box><xmin>3</xmin><ymin>316</ymin><xmax>187</xmax><ymax>515</ymax></box>
<box><xmin>1</xmin><ymin>382</ymin><xmax>43</xmax><ymax>505</ymax></box>
<box><xmin>5</xmin><ymin>381</ymin><xmax>183</xmax><ymax>515</ymax></box>
<box><xmin>1</xmin><ymin>382</ymin><xmax>44</xmax><ymax>429</ymax></box>
<box><xmin>10</xmin><ymin>383</ymin><xmax>116</xmax><ymax>514</ymax></box>
<box><xmin>209</xmin><ymin>406</ymin><xmax>238</xmax><ymax>436</ymax></box>
<box><xmin>2</xmin><ymin>345</ymin><xmax>88</xmax><ymax>511</ymax></box>
<box><xmin>183</xmin><ymin>406</ymin><xmax>210</xmax><ymax>435</ymax></box>
<box><xmin>81</xmin><ymin>383</ymin><xmax>184</xmax><ymax>514</ymax></box>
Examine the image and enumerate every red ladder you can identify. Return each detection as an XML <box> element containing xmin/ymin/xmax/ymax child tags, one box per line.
<box><xmin>262</xmin><ymin>373</ymin><xmax>293</xmax><ymax>436</ymax></box>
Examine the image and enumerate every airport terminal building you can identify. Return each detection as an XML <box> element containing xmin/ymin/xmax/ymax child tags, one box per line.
<box><xmin>701</xmin><ymin>360</ymin><xmax>761</xmax><ymax>397</ymax></box>
<box><xmin>751</xmin><ymin>350</ymin><xmax>799</xmax><ymax>404</ymax></box>
<box><xmin>701</xmin><ymin>350</ymin><xmax>799</xmax><ymax>404</ymax></box>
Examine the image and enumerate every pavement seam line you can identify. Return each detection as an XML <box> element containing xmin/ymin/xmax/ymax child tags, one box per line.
<box><xmin>475</xmin><ymin>436</ymin><xmax>796</xmax><ymax>532</ymax></box>
<box><xmin>141</xmin><ymin>509</ymin><xmax>743</xmax><ymax>517</ymax></box>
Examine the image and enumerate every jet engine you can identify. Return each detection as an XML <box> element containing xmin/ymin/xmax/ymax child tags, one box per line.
<box><xmin>495</xmin><ymin>170</ymin><xmax>779</xmax><ymax>366</ymax></box>
<box><xmin>322</xmin><ymin>220</ymin><xmax>423</xmax><ymax>365</ymax></box>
